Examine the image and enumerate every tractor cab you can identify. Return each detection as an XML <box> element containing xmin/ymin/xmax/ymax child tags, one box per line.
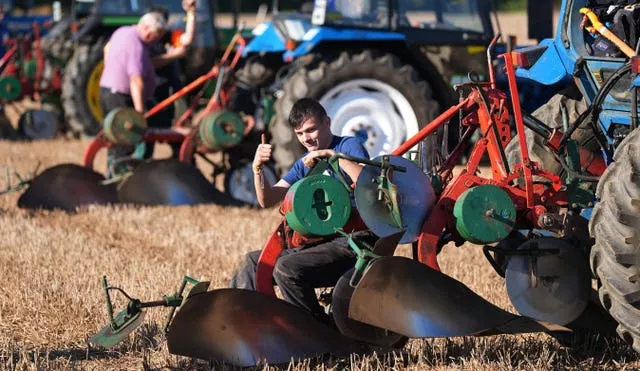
<box><xmin>311</xmin><ymin>0</ymin><xmax>492</xmax><ymax>41</ymax></box>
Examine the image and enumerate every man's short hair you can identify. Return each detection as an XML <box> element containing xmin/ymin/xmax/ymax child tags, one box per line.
<box><xmin>288</xmin><ymin>98</ymin><xmax>328</xmax><ymax>128</ymax></box>
<box><xmin>139</xmin><ymin>11</ymin><xmax>168</xmax><ymax>33</ymax></box>
<box><xmin>149</xmin><ymin>6</ymin><xmax>169</xmax><ymax>22</ymax></box>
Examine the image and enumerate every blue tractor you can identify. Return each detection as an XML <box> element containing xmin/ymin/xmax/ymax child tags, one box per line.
<box><xmin>506</xmin><ymin>0</ymin><xmax>640</xmax><ymax>351</ymax></box>
<box><xmin>236</xmin><ymin>0</ymin><xmax>502</xmax><ymax>174</ymax></box>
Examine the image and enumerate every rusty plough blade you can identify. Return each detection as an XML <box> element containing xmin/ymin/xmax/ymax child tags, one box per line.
<box><xmin>349</xmin><ymin>256</ymin><xmax>569</xmax><ymax>338</ymax></box>
<box><xmin>166</xmin><ymin>289</ymin><xmax>356</xmax><ymax>367</ymax></box>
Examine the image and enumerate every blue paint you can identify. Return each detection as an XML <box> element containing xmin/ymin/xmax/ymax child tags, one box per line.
<box><xmin>283</xmin><ymin>27</ymin><xmax>404</xmax><ymax>61</ymax></box>
<box><xmin>242</xmin><ymin>22</ymin><xmax>286</xmax><ymax>57</ymax></box>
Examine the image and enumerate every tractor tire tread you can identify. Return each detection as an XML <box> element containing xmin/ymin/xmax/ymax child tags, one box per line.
<box><xmin>61</xmin><ymin>40</ymin><xmax>105</xmax><ymax>137</ymax></box>
<box><xmin>589</xmin><ymin>126</ymin><xmax>640</xmax><ymax>353</ymax></box>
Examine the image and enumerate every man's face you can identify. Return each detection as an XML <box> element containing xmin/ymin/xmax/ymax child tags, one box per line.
<box><xmin>294</xmin><ymin>115</ymin><xmax>333</xmax><ymax>152</ymax></box>
<box><xmin>141</xmin><ymin>25</ymin><xmax>166</xmax><ymax>44</ymax></box>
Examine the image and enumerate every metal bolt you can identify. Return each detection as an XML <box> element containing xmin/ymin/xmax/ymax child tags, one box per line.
<box><xmin>501</xmin><ymin>210</ymin><xmax>511</xmax><ymax>219</ymax></box>
<box><xmin>485</xmin><ymin>208</ymin><xmax>495</xmax><ymax>217</ymax></box>
<box><xmin>571</xmin><ymin>203</ymin><xmax>578</xmax><ymax>209</ymax></box>
<box><xmin>542</xmin><ymin>215</ymin><xmax>554</xmax><ymax>227</ymax></box>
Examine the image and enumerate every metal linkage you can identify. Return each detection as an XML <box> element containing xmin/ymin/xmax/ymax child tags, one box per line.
<box><xmin>90</xmin><ymin>275</ymin><xmax>209</xmax><ymax>349</ymax></box>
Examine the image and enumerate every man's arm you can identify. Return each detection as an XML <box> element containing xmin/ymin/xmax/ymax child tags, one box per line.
<box><xmin>151</xmin><ymin>46</ymin><xmax>186</xmax><ymax>68</ymax></box>
<box><xmin>103</xmin><ymin>41</ymin><xmax>111</xmax><ymax>57</ymax></box>
<box><xmin>179</xmin><ymin>0</ymin><xmax>197</xmax><ymax>47</ymax></box>
<box><xmin>253</xmin><ymin>142</ymin><xmax>290</xmax><ymax>208</ymax></box>
<box><xmin>302</xmin><ymin>149</ymin><xmax>365</xmax><ymax>186</ymax></box>
<box><xmin>254</xmin><ymin>175</ymin><xmax>290</xmax><ymax>208</ymax></box>
<box><xmin>129</xmin><ymin>75</ymin><xmax>145</xmax><ymax>113</ymax></box>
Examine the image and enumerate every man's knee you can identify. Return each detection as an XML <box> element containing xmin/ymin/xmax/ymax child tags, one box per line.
<box><xmin>273</xmin><ymin>254</ymin><xmax>302</xmax><ymax>283</ymax></box>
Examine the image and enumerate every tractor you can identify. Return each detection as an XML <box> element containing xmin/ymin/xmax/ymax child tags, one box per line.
<box><xmin>238</xmin><ymin>0</ymin><xmax>498</xmax><ymax>175</ymax></box>
<box><xmin>235</xmin><ymin>0</ymin><xmax>569</xmax><ymax>177</ymax></box>
<box><xmin>59</xmin><ymin>0</ymin><xmax>240</xmax><ymax>137</ymax></box>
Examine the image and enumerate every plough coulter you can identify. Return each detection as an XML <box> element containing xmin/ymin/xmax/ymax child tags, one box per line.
<box><xmin>87</xmin><ymin>35</ymin><xmax>621</xmax><ymax>366</ymax></box>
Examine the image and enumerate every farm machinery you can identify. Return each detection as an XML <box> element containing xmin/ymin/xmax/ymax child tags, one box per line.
<box><xmin>84</xmin><ymin>34</ymin><xmax>623</xmax><ymax>366</ymax></box>
<box><xmin>0</xmin><ymin>5</ymin><xmax>65</xmax><ymax>140</ymax></box>
<box><xmin>60</xmin><ymin>0</ymin><xmax>237</xmax><ymax>137</ymax></box>
<box><xmin>15</xmin><ymin>29</ymin><xmax>278</xmax><ymax>210</ymax></box>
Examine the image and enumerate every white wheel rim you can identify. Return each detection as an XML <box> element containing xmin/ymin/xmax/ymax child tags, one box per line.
<box><xmin>227</xmin><ymin>163</ymin><xmax>278</xmax><ymax>205</ymax></box>
<box><xmin>319</xmin><ymin>79</ymin><xmax>419</xmax><ymax>157</ymax></box>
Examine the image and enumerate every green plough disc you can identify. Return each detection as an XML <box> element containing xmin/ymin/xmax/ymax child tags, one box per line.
<box><xmin>198</xmin><ymin>110</ymin><xmax>245</xmax><ymax>150</ymax></box>
<box><xmin>103</xmin><ymin>107</ymin><xmax>147</xmax><ymax>146</ymax></box>
<box><xmin>453</xmin><ymin>184</ymin><xmax>516</xmax><ymax>244</ymax></box>
<box><xmin>285</xmin><ymin>175</ymin><xmax>351</xmax><ymax>236</ymax></box>
<box><xmin>0</xmin><ymin>75</ymin><xmax>22</xmax><ymax>101</ymax></box>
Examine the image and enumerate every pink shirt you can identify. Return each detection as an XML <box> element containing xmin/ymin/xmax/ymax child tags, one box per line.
<box><xmin>99</xmin><ymin>25</ymin><xmax>156</xmax><ymax>101</ymax></box>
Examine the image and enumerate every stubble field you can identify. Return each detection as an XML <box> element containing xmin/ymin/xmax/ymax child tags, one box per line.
<box><xmin>0</xmin><ymin>138</ymin><xmax>639</xmax><ymax>370</ymax></box>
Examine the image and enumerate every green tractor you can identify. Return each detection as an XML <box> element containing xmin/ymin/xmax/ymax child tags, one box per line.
<box><xmin>59</xmin><ymin>0</ymin><xmax>240</xmax><ymax>137</ymax></box>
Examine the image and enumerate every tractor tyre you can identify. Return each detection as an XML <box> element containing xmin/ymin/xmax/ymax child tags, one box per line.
<box><xmin>504</xmin><ymin>86</ymin><xmax>599</xmax><ymax>178</ymax></box>
<box><xmin>228</xmin><ymin>55</ymin><xmax>281</xmax><ymax>129</ymax></box>
<box><xmin>61</xmin><ymin>40</ymin><xmax>106</xmax><ymax>137</ymax></box>
<box><xmin>271</xmin><ymin>50</ymin><xmax>440</xmax><ymax>174</ymax></box>
<box><xmin>589</xmin><ymin>126</ymin><xmax>640</xmax><ymax>352</ymax></box>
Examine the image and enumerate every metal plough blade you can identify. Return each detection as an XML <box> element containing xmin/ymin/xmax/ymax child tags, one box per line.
<box><xmin>349</xmin><ymin>256</ymin><xmax>569</xmax><ymax>338</ymax></box>
<box><xmin>117</xmin><ymin>159</ymin><xmax>242</xmax><ymax>206</ymax></box>
<box><xmin>166</xmin><ymin>289</ymin><xmax>356</xmax><ymax>367</ymax></box>
<box><xmin>18</xmin><ymin>164</ymin><xmax>118</xmax><ymax>211</ymax></box>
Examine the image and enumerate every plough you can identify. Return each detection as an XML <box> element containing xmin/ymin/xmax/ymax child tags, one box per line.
<box><xmin>85</xmin><ymin>35</ymin><xmax>617</xmax><ymax>366</ymax></box>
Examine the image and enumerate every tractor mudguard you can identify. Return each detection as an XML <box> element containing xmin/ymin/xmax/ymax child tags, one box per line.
<box><xmin>283</xmin><ymin>28</ymin><xmax>405</xmax><ymax>61</ymax></box>
<box><xmin>515</xmin><ymin>39</ymin><xmax>570</xmax><ymax>86</ymax></box>
<box><xmin>242</xmin><ymin>22</ymin><xmax>287</xmax><ymax>56</ymax></box>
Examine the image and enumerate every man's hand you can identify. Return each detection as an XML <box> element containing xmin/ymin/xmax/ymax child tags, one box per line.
<box><xmin>302</xmin><ymin>149</ymin><xmax>336</xmax><ymax>168</ymax></box>
<box><xmin>253</xmin><ymin>142</ymin><xmax>272</xmax><ymax>173</ymax></box>
<box><xmin>182</xmin><ymin>0</ymin><xmax>196</xmax><ymax>12</ymax></box>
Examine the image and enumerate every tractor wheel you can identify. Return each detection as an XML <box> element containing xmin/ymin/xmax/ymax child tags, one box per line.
<box><xmin>589</xmin><ymin>126</ymin><xmax>640</xmax><ymax>352</ymax></box>
<box><xmin>504</xmin><ymin>86</ymin><xmax>599</xmax><ymax>177</ymax></box>
<box><xmin>271</xmin><ymin>50</ymin><xmax>440</xmax><ymax>174</ymax></box>
<box><xmin>61</xmin><ymin>40</ymin><xmax>106</xmax><ymax>137</ymax></box>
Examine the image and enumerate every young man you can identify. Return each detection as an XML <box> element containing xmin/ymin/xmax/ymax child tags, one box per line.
<box><xmin>229</xmin><ymin>98</ymin><xmax>373</xmax><ymax>324</ymax></box>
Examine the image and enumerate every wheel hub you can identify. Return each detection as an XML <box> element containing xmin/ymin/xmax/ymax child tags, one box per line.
<box><xmin>320</xmin><ymin>79</ymin><xmax>418</xmax><ymax>157</ymax></box>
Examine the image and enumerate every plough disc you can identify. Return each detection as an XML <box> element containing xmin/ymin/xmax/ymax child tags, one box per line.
<box><xmin>117</xmin><ymin>159</ymin><xmax>240</xmax><ymax>206</ymax></box>
<box><xmin>505</xmin><ymin>237</ymin><xmax>590</xmax><ymax>326</ymax></box>
<box><xmin>18</xmin><ymin>164</ymin><xmax>118</xmax><ymax>211</ymax></box>
<box><xmin>355</xmin><ymin>155</ymin><xmax>435</xmax><ymax>244</ymax></box>
<box><xmin>166</xmin><ymin>289</ymin><xmax>356</xmax><ymax>367</ymax></box>
<box><xmin>349</xmin><ymin>256</ymin><xmax>568</xmax><ymax>338</ymax></box>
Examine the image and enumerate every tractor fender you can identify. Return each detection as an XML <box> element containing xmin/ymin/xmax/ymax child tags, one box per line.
<box><xmin>283</xmin><ymin>27</ymin><xmax>405</xmax><ymax>62</ymax></box>
<box><xmin>515</xmin><ymin>39</ymin><xmax>570</xmax><ymax>86</ymax></box>
<box><xmin>242</xmin><ymin>22</ymin><xmax>287</xmax><ymax>57</ymax></box>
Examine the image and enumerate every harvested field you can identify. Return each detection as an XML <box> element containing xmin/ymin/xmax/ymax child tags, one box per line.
<box><xmin>0</xmin><ymin>138</ymin><xmax>638</xmax><ymax>370</ymax></box>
